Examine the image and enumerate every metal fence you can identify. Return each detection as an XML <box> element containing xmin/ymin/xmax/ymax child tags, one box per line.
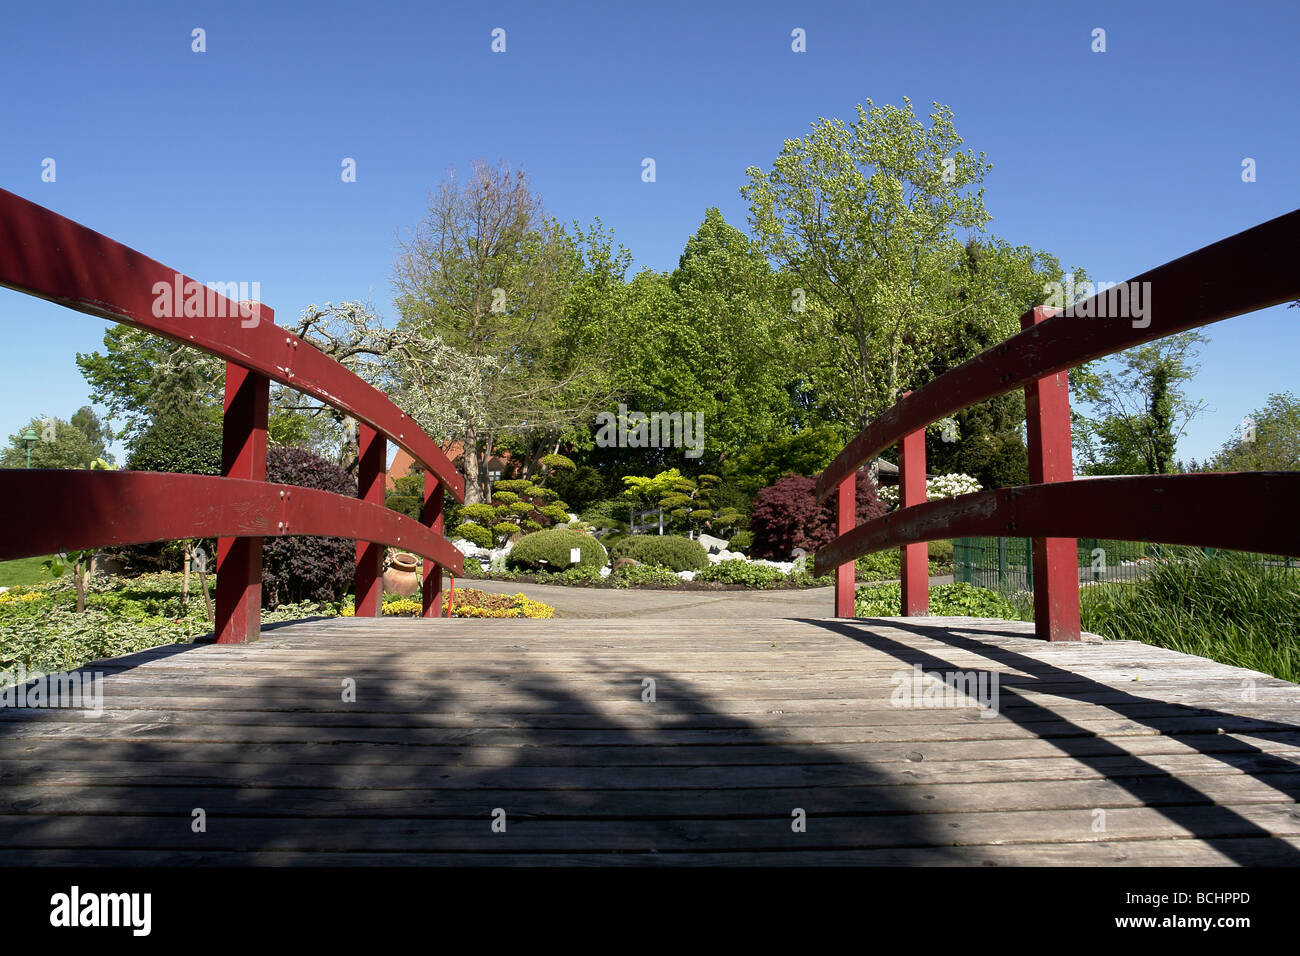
<box><xmin>953</xmin><ymin>537</ymin><xmax>1296</xmax><ymax>594</ymax></box>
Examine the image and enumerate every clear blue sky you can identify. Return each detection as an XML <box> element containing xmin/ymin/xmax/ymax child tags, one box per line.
<box><xmin>2</xmin><ymin>0</ymin><xmax>1296</xmax><ymax>466</ymax></box>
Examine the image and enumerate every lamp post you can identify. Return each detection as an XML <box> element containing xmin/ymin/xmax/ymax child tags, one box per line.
<box><xmin>21</xmin><ymin>428</ymin><xmax>38</xmax><ymax>468</ymax></box>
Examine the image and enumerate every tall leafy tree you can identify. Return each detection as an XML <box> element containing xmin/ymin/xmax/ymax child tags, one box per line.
<box><xmin>742</xmin><ymin>99</ymin><xmax>992</xmax><ymax>428</ymax></box>
<box><xmin>392</xmin><ymin>160</ymin><xmax>613</xmax><ymax>503</ymax></box>
<box><xmin>1073</xmin><ymin>331</ymin><xmax>1209</xmax><ymax>475</ymax></box>
<box><xmin>76</xmin><ymin>326</ymin><xmax>223</xmax><ymax>443</ymax></box>
<box><xmin>70</xmin><ymin>405</ymin><xmax>114</xmax><ymax>464</ymax></box>
<box><xmin>1213</xmin><ymin>391</ymin><xmax>1300</xmax><ymax>472</ymax></box>
<box><xmin>604</xmin><ymin>209</ymin><xmax>803</xmax><ymax>471</ymax></box>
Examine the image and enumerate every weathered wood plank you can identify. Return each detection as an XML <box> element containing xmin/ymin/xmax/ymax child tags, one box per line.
<box><xmin>2</xmin><ymin>615</ymin><xmax>1296</xmax><ymax>864</ymax></box>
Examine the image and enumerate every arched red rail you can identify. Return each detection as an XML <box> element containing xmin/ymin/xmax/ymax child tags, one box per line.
<box><xmin>814</xmin><ymin>208</ymin><xmax>1300</xmax><ymax>639</ymax></box>
<box><xmin>0</xmin><ymin>472</ymin><xmax>465</xmax><ymax>570</ymax></box>
<box><xmin>814</xmin><ymin>473</ymin><xmax>1300</xmax><ymax>573</ymax></box>
<box><xmin>0</xmin><ymin>188</ymin><xmax>465</xmax><ymax>641</ymax></box>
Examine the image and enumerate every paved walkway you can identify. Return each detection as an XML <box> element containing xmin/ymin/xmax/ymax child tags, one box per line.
<box><xmin>454</xmin><ymin>574</ymin><xmax>955</xmax><ymax>619</ymax></box>
<box><xmin>456</xmin><ymin>577</ymin><xmax>834</xmax><ymax>619</ymax></box>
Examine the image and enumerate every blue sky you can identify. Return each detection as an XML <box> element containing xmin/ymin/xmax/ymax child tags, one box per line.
<box><xmin>1</xmin><ymin>0</ymin><xmax>1296</xmax><ymax>466</ymax></box>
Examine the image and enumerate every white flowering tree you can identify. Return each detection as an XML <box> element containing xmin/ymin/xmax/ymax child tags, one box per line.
<box><xmin>878</xmin><ymin>472</ymin><xmax>982</xmax><ymax>507</ymax></box>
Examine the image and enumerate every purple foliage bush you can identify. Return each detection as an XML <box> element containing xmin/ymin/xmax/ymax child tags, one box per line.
<box><xmin>261</xmin><ymin>447</ymin><xmax>357</xmax><ymax>607</ymax></box>
<box><xmin>748</xmin><ymin>472</ymin><xmax>886</xmax><ymax>559</ymax></box>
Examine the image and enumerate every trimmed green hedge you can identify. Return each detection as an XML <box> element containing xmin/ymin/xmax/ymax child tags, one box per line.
<box><xmin>696</xmin><ymin>559</ymin><xmax>785</xmax><ymax>588</ymax></box>
<box><xmin>508</xmin><ymin>529</ymin><xmax>608</xmax><ymax>571</ymax></box>
<box><xmin>610</xmin><ymin>535</ymin><xmax>708</xmax><ymax>572</ymax></box>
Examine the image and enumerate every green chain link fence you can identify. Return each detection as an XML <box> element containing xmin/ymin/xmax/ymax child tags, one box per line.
<box><xmin>953</xmin><ymin>537</ymin><xmax>1295</xmax><ymax>595</ymax></box>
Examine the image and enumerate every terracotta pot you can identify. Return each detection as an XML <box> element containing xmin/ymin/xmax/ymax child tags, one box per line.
<box><xmin>383</xmin><ymin>551</ymin><xmax>421</xmax><ymax>597</ymax></box>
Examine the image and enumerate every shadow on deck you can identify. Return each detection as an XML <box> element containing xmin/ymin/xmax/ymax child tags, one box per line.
<box><xmin>1</xmin><ymin>616</ymin><xmax>1298</xmax><ymax>865</ymax></box>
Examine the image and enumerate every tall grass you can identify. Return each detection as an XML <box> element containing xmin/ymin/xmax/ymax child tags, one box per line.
<box><xmin>1079</xmin><ymin>551</ymin><xmax>1300</xmax><ymax>683</ymax></box>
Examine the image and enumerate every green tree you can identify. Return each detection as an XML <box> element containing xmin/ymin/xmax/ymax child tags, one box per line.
<box><xmin>1</xmin><ymin>416</ymin><xmax>99</xmax><ymax>469</ymax></box>
<box><xmin>1213</xmin><ymin>391</ymin><xmax>1300</xmax><ymax>472</ymax></box>
<box><xmin>742</xmin><ymin>99</ymin><xmax>997</xmax><ymax>428</ymax></box>
<box><xmin>1073</xmin><ymin>331</ymin><xmax>1209</xmax><ymax>475</ymax></box>
<box><xmin>725</xmin><ymin>425</ymin><xmax>845</xmax><ymax>498</ymax></box>
<box><xmin>70</xmin><ymin>405</ymin><xmax>115</xmax><ymax>464</ymax></box>
<box><xmin>594</xmin><ymin>209</ymin><xmax>805</xmax><ymax>475</ymax></box>
<box><xmin>126</xmin><ymin>411</ymin><xmax>223</xmax><ymax>475</ymax></box>
<box><xmin>392</xmin><ymin>160</ymin><xmax>614</xmax><ymax>503</ymax></box>
<box><xmin>76</xmin><ymin>326</ymin><xmax>224</xmax><ymax>443</ymax></box>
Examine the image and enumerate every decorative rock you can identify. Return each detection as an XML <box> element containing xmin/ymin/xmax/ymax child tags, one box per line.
<box><xmin>452</xmin><ymin>538</ymin><xmax>491</xmax><ymax>560</ymax></box>
<box><xmin>752</xmin><ymin>559</ymin><xmax>797</xmax><ymax>574</ymax></box>
<box><xmin>676</xmin><ymin>570</ymin><xmax>696</xmax><ymax>581</ymax></box>
<box><xmin>698</xmin><ymin>533</ymin><xmax>729</xmax><ymax>554</ymax></box>
<box><xmin>708</xmin><ymin>549</ymin><xmax>749</xmax><ymax>564</ymax></box>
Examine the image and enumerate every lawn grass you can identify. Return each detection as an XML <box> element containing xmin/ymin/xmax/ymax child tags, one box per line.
<box><xmin>0</xmin><ymin>556</ymin><xmax>54</xmax><ymax>587</ymax></box>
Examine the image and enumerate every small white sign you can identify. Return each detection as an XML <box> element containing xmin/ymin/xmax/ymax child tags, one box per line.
<box><xmin>570</xmin><ymin>547</ymin><xmax>581</xmax><ymax>565</ymax></box>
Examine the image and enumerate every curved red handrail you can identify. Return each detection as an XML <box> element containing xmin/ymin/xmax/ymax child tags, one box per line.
<box><xmin>812</xmin><ymin>473</ymin><xmax>1300</xmax><ymax>577</ymax></box>
<box><xmin>0</xmin><ymin>471</ymin><xmax>464</xmax><ymax>573</ymax></box>
<box><xmin>814</xmin><ymin>207</ymin><xmax>1300</xmax><ymax>635</ymax></box>
<box><xmin>0</xmin><ymin>187</ymin><xmax>463</xmax><ymax>500</ymax></box>
<box><xmin>816</xmin><ymin>208</ymin><xmax>1300</xmax><ymax>502</ymax></box>
<box><xmin>0</xmin><ymin>189</ymin><xmax>470</xmax><ymax>638</ymax></box>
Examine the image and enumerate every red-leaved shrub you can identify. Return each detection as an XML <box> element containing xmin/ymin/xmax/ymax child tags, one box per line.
<box><xmin>261</xmin><ymin>447</ymin><xmax>358</xmax><ymax>607</ymax></box>
<box><xmin>748</xmin><ymin>472</ymin><xmax>886</xmax><ymax>559</ymax></box>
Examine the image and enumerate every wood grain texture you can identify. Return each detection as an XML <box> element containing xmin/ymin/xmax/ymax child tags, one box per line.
<box><xmin>2</xmin><ymin>616</ymin><xmax>1297</xmax><ymax>865</ymax></box>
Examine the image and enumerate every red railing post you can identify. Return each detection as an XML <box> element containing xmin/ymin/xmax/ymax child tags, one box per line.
<box><xmin>421</xmin><ymin>471</ymin><xmax>445</xmax><ymax>618</ymax></box>
<box><xmin>834</xmin><ymin>472</ymin><xmax>856</xmax><ymax>617</ymax></box>
<box><xmin>899</xmin><ymin>391</ymin><xmax>929</xmax><ymax>616</ymax></box>
<box><xmin>354</xmin><ymin>424</ymin><xmax>386</xmax><ymax>617</ymax></box>
<box><xmin>215</xmin><ymin>362</ymin><xmax>269</xmax><ymax>644</ymax></box>
<box><xmin>1022</xmin><ymin>306</ymin><xmax>1082</xmax><ymax>641</ymax></box>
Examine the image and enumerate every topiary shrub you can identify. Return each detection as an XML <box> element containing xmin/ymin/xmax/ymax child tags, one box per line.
<box><xmin>610</xmin><ymin>535</ymin><xmax>708</xmax><ymax>572</ymax></box>
<box><xmin>727</xmin><ymin>529</ymin><xmax>754</xmax><ymax>553</ymax></box>
<box><xmin>454</xmin><ymin>522</ymin><xmax>493</xmax><ymax>549</ymax></box>
<box><xmin>507</xmin><ymin>529</ymin><xmax>608</xmax><ymax>571</ymax></box>
<box><xmin>929</xmin><ymin>539</ymin><xmax>955</xmax><ymax>566</ymax></box>
<box><xmin>748</xmin><ymin>472</ymin><xmax>886</xmax><ymax>560</ymax></box>
<box><xmin>261</xmin><ymin>447</ymin><xmax>357</xmax><ymax>608</ymax></box>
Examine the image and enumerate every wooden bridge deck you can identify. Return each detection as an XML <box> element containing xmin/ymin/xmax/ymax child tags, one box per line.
<box><xmin>2</xmin><ymin>616</ymin><xmax>1299</xmax><ymax>865</ymax></box>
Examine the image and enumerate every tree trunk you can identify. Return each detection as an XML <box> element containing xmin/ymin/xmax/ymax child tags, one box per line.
<box><xmin>462</xmin><ymin>424</ymin><xmax>483</xmax><ymax>504</ymax></box>
<box><xmin>482</xmin><ymin>429</ymin><xmax>495</xmax><ymax>503</ymax></box>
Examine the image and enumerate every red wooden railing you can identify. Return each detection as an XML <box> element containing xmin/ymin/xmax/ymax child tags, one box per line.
<box><xmin>0</xmin><ymin>189</ymin><xmax>465</xmax><ymax>642</ymax></box>
<box><xmin>814</xmin><ymin>208</ymin><xmax>1300</xmax><ymax>640</ymax></box>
